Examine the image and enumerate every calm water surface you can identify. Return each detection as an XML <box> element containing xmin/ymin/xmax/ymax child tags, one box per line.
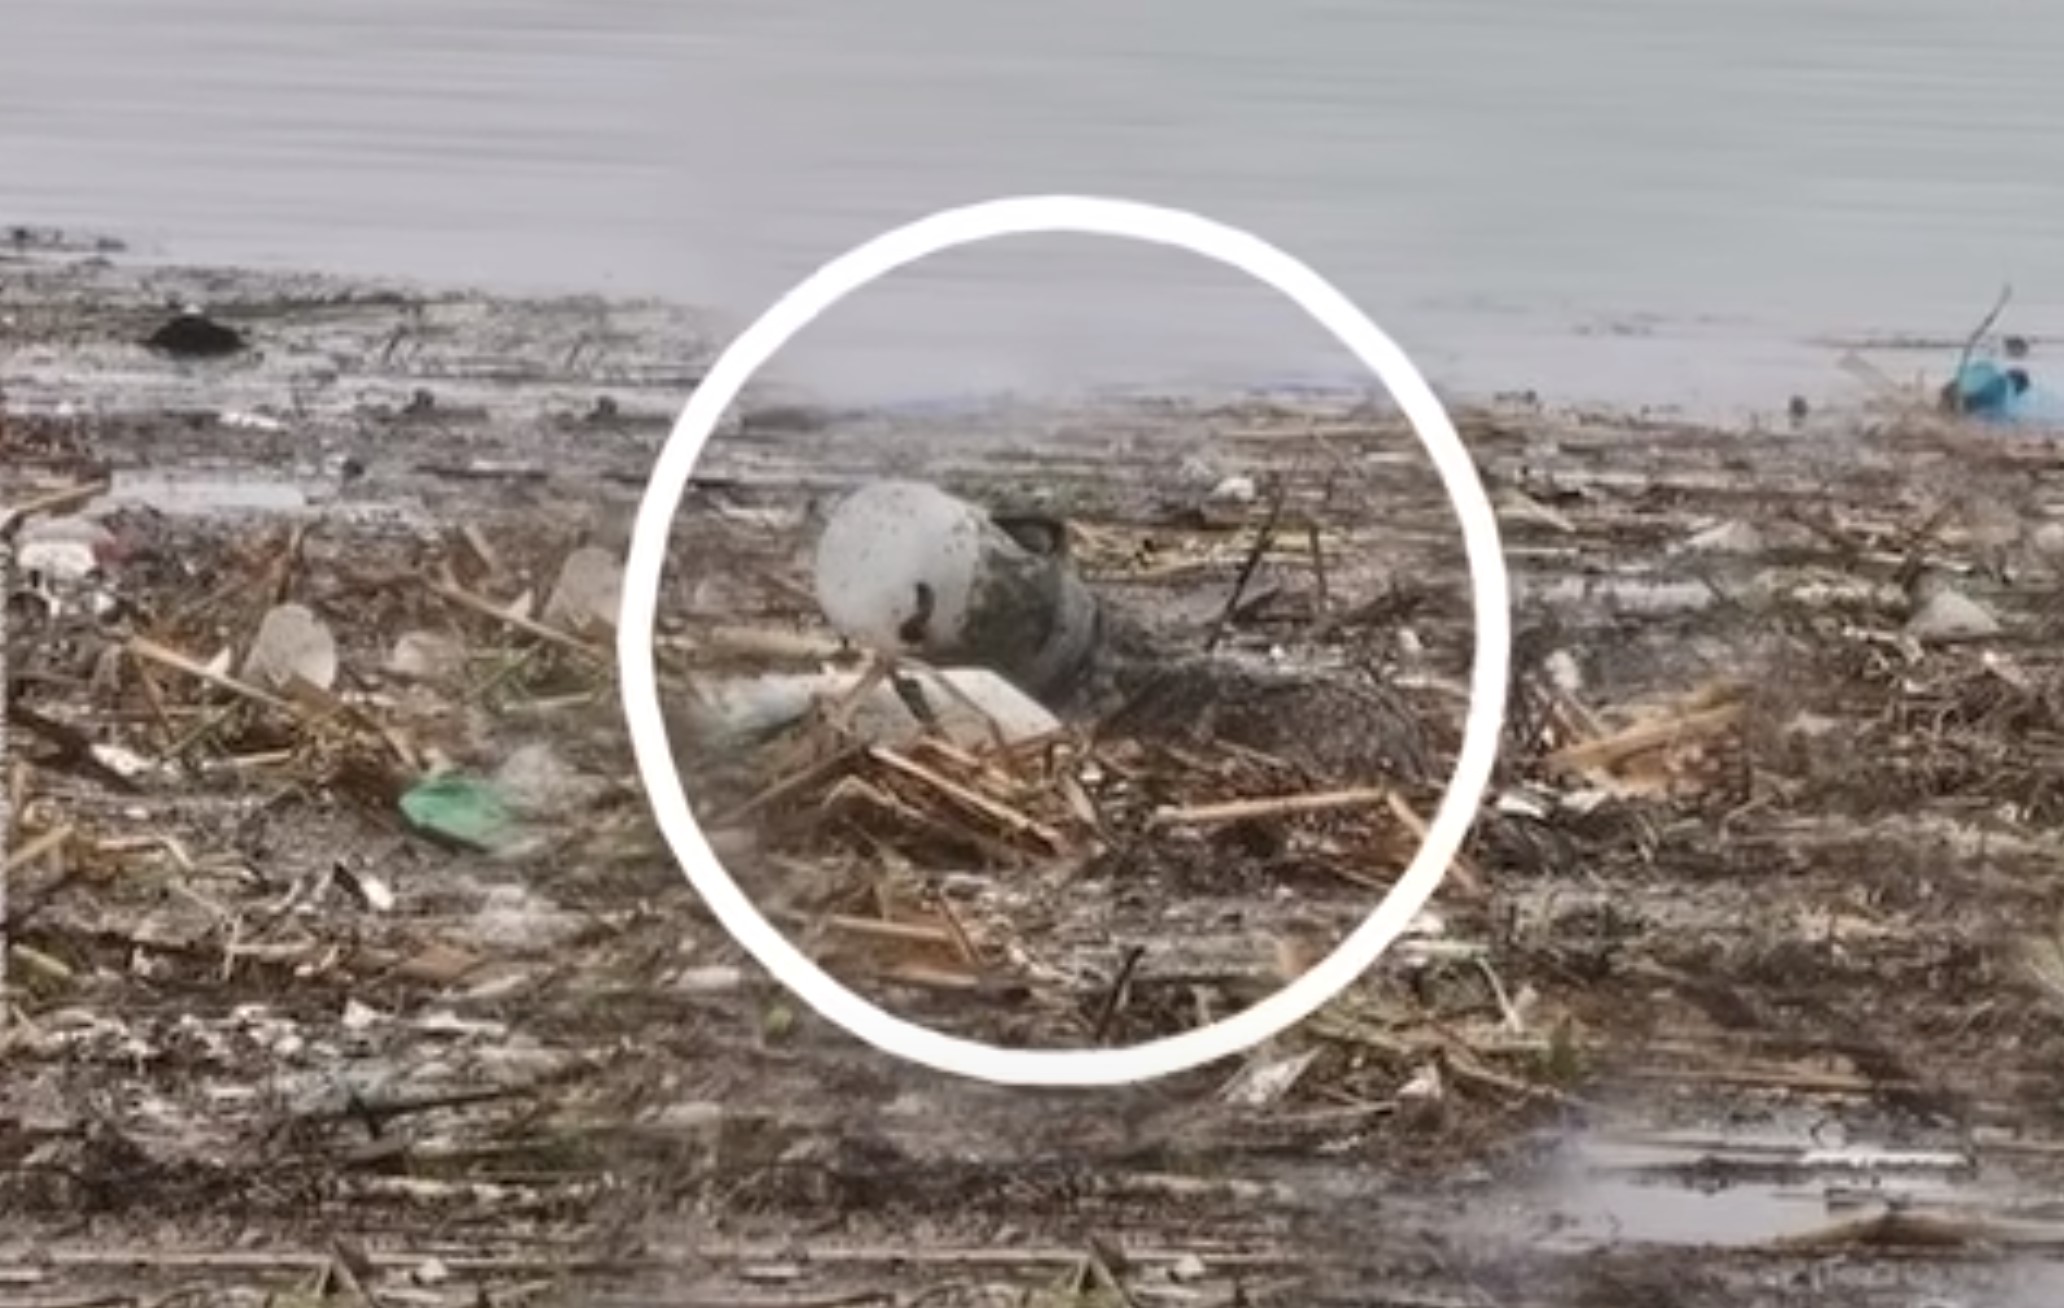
<box><xmin>6</xmin><ymin>0</ymin><xmax>2063</xmax><ymax>417</ymax></box>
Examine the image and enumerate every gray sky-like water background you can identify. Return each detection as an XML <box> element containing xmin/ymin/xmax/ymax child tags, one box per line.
<box><xmin>7</xmin><ymin>0</ymin><xmax>2064</xmax><ymax>419</ymax></box>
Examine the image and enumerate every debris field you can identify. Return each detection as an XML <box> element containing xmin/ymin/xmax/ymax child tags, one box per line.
<box><xmin>7</xmin><ymin>235</ymin><xmax>2064</xmax><ymax>1305</ymax></box>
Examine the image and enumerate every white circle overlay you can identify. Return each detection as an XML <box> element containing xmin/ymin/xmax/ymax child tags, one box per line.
<box><xmin>619</xmin><ymin>195</ymin><xmax>1512</xmax><ymax>1088</ymax></box>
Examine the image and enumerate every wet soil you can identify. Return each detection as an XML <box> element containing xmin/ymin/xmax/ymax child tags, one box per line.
<box><xmin>9</xmin><ymin>235</ymin><xmax>2064</xmax><ymax>1306</ymax></box>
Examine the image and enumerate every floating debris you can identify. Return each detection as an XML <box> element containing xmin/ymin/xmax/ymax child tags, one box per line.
<box><xmin>142</xmin><ymin>306</ymin><xmax>247</xmax><ymax>358</ymax></box>
<box><xmin>15</xmin><ymin>246</ymin><xmax>2064</xmax><ymax>1307</ymax></box>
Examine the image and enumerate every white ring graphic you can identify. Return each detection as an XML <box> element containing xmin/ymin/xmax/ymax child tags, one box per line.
<box><xmin>618</xmin><ymin>195</ymin><xmax>1511</xmax><ymax>1088</ymax></box>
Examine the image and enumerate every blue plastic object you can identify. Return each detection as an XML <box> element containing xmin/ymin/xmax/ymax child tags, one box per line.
<box><xmin>1948</xmin><ymin>359</ymin><xmax>2064</xmax><ymax>428</ymax></box>
<box><xmin>1949</xmin><ymin>359</ymin><xmax>2023</xmax><ymax>418</ymax></box>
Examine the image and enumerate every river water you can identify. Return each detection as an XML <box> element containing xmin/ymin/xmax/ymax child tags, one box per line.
<box><xmin>6</xmin><ymin>0</ymin><xmax>2063</xmax><ymax>418</ymax></box>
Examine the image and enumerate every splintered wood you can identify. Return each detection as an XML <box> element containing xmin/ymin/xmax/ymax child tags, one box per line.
<box><xmin>1543</xmin><ymin>679</ymin><xmax>1749</xmax><ymax>800</ymax></box>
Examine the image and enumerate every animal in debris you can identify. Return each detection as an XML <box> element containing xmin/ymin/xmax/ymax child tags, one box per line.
<box><xmin>810</xmin><ymin>479</ymin><xmax>1102</xmax><ymax>702</ymax></box>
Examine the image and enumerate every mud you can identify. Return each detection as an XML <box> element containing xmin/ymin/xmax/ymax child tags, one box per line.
<box><xmin>8</xmin><ymin>235</ymin><xmax>2064</xmax><ymax>1306</ymax></box>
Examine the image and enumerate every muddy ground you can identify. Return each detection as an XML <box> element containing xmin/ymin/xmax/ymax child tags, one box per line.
<box><xmin>9</xmin><ymin>230</ymin><xmax>2064</xmax><ymax>1306</ymax></box>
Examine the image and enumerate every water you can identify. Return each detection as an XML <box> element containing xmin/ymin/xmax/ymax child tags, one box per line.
<box><xmin>7</xmin><ymin>0</ymin><xmax>2064</xmax><ymax>418</ymax></box>
<box><xmin>1513</xmin><ymin>1126</ymin><xmax>2064</xmax><ymax>1254</ymax></box>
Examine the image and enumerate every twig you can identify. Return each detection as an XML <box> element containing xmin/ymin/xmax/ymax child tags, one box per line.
<box><xmin>873</xmin><ymin>962</ymin><xmax>987</xmax><ymax>992</ymax></box>
<box><xmin>710</xmin><ymin>743</ymin><xmax>868</xmax><ymax>828</ymax></box>
<box><xmin>668</xmin><ymin>626</ymin><xmax>849</xmax><ymax>663</ymax></box>
<box><xmin>459</xmin><ymin>523</ymin><xmax>502</xmax><ymax>577</ymax></box>
<box><xmin>1306</xmin><ymin>520</ymin><xmax>1330</xmax><ymax>619</ymax></box>
<box><xmin>1203</xmin><ymin>475</ymin><xmax>1288</xmax><ymax>652</ymax></box>
<box><xmin>6</xmin><ymin>703</ymin><xmax>144</xmax><ymax>792</ymax></box>
<box><xmin>1384</xmin><ymin>791</ymin><xmax>1487</xmax><ymax>900</ymax></box>
<box><xmin>1091</xmin><ymin>945</ymin><xmax>1147</xmax><ymax>1045</ymax></box>
<box><xmin>1543</xmin><ymin>702</ymin><xmax>1742</xmax><ymax>773</ymax></box>
<box><xmin>817</xmin><ymin>914</ymin><xmax>960</xmax><ymax>948</ymax></box>
<box><xmin>0</xmin><ymin>477</ymin><xmax>110</xmax><ymax>542</ymax></box>
<box><xmin>1148</xmin><ymin>785</ymin><xmax>1391</xmax><ymax>829</ymax></box>
<box><xmin>125</xmin><ymin>637</ymin><xmax>298</xmax><ymax>715</ymax></box>
<box><xmin>927</xmin><ymin>888</ymin><xmax>981</xmax><ymax>966</ymax></box>
<box><xmin>1948</xmin><ymin>283</ymin><xmax>2014</xmax><ymax>414</ymax></box>
<box><xmin>2</xmin><ymin>823</ymin><xmax>72</xmax><ymax>875</ymax></box>
<box><xmin>324</xmin><ymin>1239</ymin><xmax>383</xmax><ymax>1308</ymax></box>
<box><xmin>867</xmin><ymin>747</ymin><xmax>1070</xmax><ymax>855</ymax></box>
<box><xmin>424</xmin><ymin>573</ymin><xmax>605</xmax><ymax>660</ymax></box>
<box><xmin>328</xmin><ymin>1083</ymin><xmax>544</xmax><ymax>1132</ymax></box>
<box><xmin>1084</xmin><ymin>1240</ymin><xmax>1142</xmax><ymax>1308</ymax></box>
<box><xmin>2</xmin><ymin>529</ymin><xmax>11</xmax><ymax>1021</ymax></box>
<box><xmin>11</xmin><ymin>1241</ymin><xmax>1301</xmax><ymax>1275</ymax></box>
<box><xmin>827</xmin><ymin>775</ymin><xmax>1031</xmax><ymax>867</ymax></box>
<box><xmin>894</xmin><ymin>660</ymin><xmax>1020</xmax><ymax>756</ymax></box>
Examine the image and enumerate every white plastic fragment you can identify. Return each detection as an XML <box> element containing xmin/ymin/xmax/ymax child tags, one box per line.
<box><xmin>242</xmin><ymin>603</ymin><xmax>338</xmax><ymax>692</ymax></box>
<box><xmin>1208</xmin><ymin>474</ymin><xmax>1258</xmax><ymax>506</ymax></box>
<box><xmin>542</xmin><ymin>545</ymin><xmax>625</xmax><ymax>636</ymax></box>
<box><xmin>90</xmin><ymin>744</ymin><xmax>155</xmax><ymax>781</ymax></box>
<box><xmin>493</xmin><ymin>742</ymin><xmax>609</xmax><ymax>821</ymax></box>
<box><xmin>1542</xmin><ymin>649</ymin><xmax>1584</xmax><ymax>695</ymax></box>
<box><xmin>687</xmin><ymin>666</ymin><xmax>1063</xmax><ymax>750</ymax></box>
<box><xmin>1219</xmin><ymin>1048</ymin><xmax>1320</xmax><ymax>1107</ymax></box>
<box><xmin>1398</xmin><ymin>1063</ymin><xmax>1445</xmax><ymax>1102</ymax></box>
<box><xmin>19</xmin><ymin>515</ymin><xmax>115</xmax><ymax>581</ymax></box>
<box><xmin>387</xmin><ymin>630</ymin><xmax>466</xmax><ymax>683</ymax></box>
<box><xmin>1679</xmin><ymin>518</ymin><xmax>1767</xmax><ymax>556</ymax></box>
<box><xmin>220</xmin><ymin>410</ymin><xmax>286</xmax><ymax>432</ymax></box>
<box><xmin>1907</xmin><ymin>587</ymin><xmax>2002</xmax><ymax>643</ymax></box>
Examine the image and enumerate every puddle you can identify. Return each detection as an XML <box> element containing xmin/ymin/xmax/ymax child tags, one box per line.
<box><xmin>1517</xmin><ymin>1125</ymin><xmax>2064</xmax><ymax>1252</ymax></box>
<box><xmin>1544</xmin><ymin>1170</ymin><xmax>1832</xmax><ymax>1248</ymax></box>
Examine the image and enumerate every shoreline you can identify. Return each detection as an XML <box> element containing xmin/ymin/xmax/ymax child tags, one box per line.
<box><xmin>9</xmin><ymin>238</ymin><xmax>2064</xmax><ymax>1306</ymax></box>
<box><xmin>4</xmin><ymin>221</ymin><xmax>2002</xmax><ymax>432</ymax></box>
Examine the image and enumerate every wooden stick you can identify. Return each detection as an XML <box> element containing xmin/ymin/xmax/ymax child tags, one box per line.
<box><xmin>1384</xmin><ymin>792</ymin><xmax>1486</xmax><ymax>899</ymax></box>
<box><xmin>424</xmin><ymin>574</ymin><xmax>604</xmax><ymax>659</ymax></box>
<box><xmin>125</xmin><ymin>637</ymin><xmax>298</xmax><ymax>715</ymax></box>
<box><xmin>0</xmin><ymin>478</ymin><xmax>111</xmax><ymax>540</ymax></box>
<box><xmin>1544</xmin><ymin>702</ymin><xmax>1743</xmax><ymax>773</ymax></box>
<box><xmin>817</xmin><ymin>914</ymin><xmax>961</xmax><ymax>948</ymax></box>
<box><xmin>1148</xmin><ymin>785</ymin><xmax>1391</xmax><ymax>829</ymax></box>
<box><xmin>2</xmin><ymin>823</ymin><xmax>72</xmax><ymax>875</ymax></box>
<box><xmin>686</xmin><ymin>625</ymin><xmax>848</xmax><ymax>662</ymax></box>
<box><xmin>873</xmin><ymin>962</ymin><xmax>986</xmax><ymax>991</ymax></box>
<box><xmin>709</xmin><ymin>743</ymin><xmax>866</xmax><ymax>828</ymax></box>
<box><xmin>9</xmin><ymin>1239</ymin><xmax>1301</xmax><ymax>1275</ymax></box>
<box><xmin>868</xmin><ymin>747</ymin><xmax>1070</xmax><ymax>854</ymax></box>
<box><xmin>1948</xmin><ymin>282</ymin><xmax>2014</xmax><ymax>414</ymax></box>
<box><xmin>1204</xmin><ymin>476</ymin><xmax>1288</xmax><ymax>652</ymax></box>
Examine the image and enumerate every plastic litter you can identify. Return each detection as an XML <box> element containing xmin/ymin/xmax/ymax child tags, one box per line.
<box><xmin>399</xmin><ymin>775</ymin><xmax>516</xmax><ymax>852</ymax></box>
<box><xmin>242</xmin><ymin>603</ymin><xmax>339</xmax><ymax>692</ymax></box>
<box><xmin>810</xmin><ymin>479</ymin><xmax>1100</xmax><ymax>699</ymax></box>
<box><xmin>687</xmin><ymin>665</ymin><xmax>1063</xmax><ymax>750</ymax></box>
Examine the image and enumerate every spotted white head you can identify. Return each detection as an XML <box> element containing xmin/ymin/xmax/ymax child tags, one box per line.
<box><xmin>811</xmin><ymin>479</ymin><xmax>991</xmax><ymax>655</ymax></box>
